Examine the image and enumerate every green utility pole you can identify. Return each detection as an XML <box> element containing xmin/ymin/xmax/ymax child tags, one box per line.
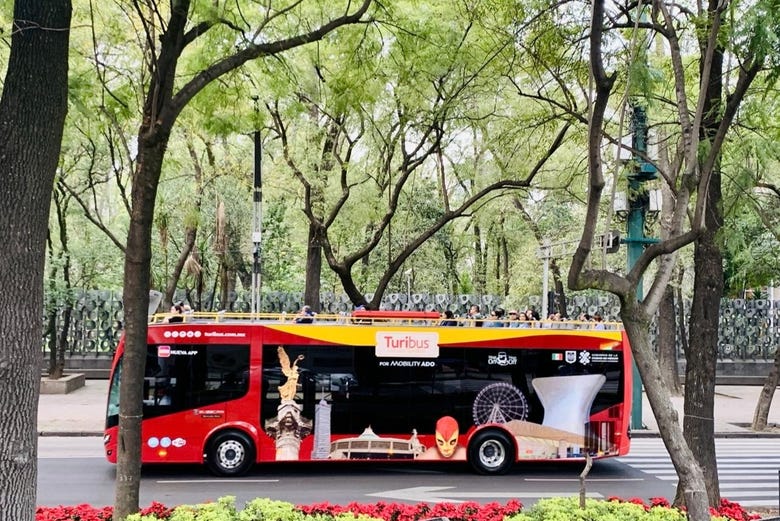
<box><xmin>626</xmin><ymin>103</ymin><xmax>658</xmax><ymax>431</ymax></box>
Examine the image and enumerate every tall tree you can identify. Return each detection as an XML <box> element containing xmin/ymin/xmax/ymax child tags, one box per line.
<box><xmin>0</xmin><ymin>2</ymin><xmax>71</xmax><ymax>520</ymax></box>
<box><xmin>673</xmin><ymin>0</ymin><xmax>769</xmax><ymax>505</ymax></box>
<box><xmin>113</xmin><ymin>1</ymin><xmax>372</xmax><ymax>518</ymax></box>
<box><xmin>570</xmin><ymin>0</ymin><xmax>773</xmax><ymax>518</ymax></box>
<box><xmin>264</xmin><ymin>2</ymin><xmax>575</xmax><ymax>309</ymax></box>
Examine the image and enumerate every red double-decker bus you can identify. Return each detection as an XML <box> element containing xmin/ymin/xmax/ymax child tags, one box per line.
<box><xmin>104</xmin><ymin>311</ymin><xmax>631</xmax><ymax>476</ymax></box>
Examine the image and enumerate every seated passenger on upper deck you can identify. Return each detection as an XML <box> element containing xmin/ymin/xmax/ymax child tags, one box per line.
<box><xmin>439</xmin><ymin>310</ymin><xmax>458</xmax><ymax>326</ymax></box>
<box><xmin>508</xmin><ymin>310</ymin><xmax>531</xmax><ymax>328</ymax></box>
<box><xmin>485</xmin><ymin>307</ymin><xmax>506</xmax><ymax>327</ymax></box>
<box><xmin>465</xmin><ymin>305</ymin><xmax>483</xmax><ymax>327</ymax></box>
<box><xmin>165</xmin><ymin>303</ymin><xmax>184</xmax><ymax>323</ymax></box>
<box><xmin>295</xmin><ymin>305</ymin><xmax>315</xmax><ymax>323</ymax></box>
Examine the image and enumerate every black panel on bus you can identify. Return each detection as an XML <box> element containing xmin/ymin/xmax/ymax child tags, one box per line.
<box><xmin>260</xmin><ymin>345</ymin><xmax>623</xmax><ymax>437</ymax></box>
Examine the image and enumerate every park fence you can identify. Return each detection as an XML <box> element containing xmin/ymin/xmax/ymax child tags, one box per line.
<box><xmin>42</xmin><ymin>289</ymin><xmax>778</xmax><ymax>371</ymax></box>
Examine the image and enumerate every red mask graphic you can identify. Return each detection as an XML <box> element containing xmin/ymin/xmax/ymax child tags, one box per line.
<box><xmin>434</xmin><ymin>416</ymin><xmax>459</xmax><ymax>458</ymax></box>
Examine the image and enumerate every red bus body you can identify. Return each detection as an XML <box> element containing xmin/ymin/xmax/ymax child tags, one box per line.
<box><xmin>103</xmin><ymin>312</ymin><xmax>632</xmax><ymax>475</ymax></box>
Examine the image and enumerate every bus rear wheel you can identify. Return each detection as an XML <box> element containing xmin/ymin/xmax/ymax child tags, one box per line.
<box><xmin>206</xmin><ymin>430</ymin><xmax>255</xmax><ymax>477</ymax></box>
<box><xmin>468</xmin><ymin>430</ymin><xmax>515</xmax><ymax>475</ymax></box>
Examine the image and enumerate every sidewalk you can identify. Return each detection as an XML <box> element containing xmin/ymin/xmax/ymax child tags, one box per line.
<box><xmin>38</xmin><ymin>379</ymin><xmax>108</xmax><ymax>436</ymax></box>
<box><xmin>36</xmin><ymin>379</ymin><xmax>780</xmax><ymax>437</ymax></box>
<box><xmin>635</xmin><ymin>384</ymin><xmax>780</xmax><ymax>437</ymax></box>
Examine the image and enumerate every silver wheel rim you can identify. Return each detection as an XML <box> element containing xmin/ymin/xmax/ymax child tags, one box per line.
<box><xmin>479</xmin><ymin>439</ymin><xmax>506</xmax><ymax>469</ymax></box>
<box><xmin>216</xmin><ymin>439</ymin><xmax>246</xmax><ymax>470</ymax></box>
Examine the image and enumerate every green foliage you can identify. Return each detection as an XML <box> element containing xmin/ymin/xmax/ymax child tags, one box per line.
<box><xmin>262</xmin><ymin>201</ymin><xmax>306</xmax><ymax>291</ymax></box>
<box><xmin>731</xmin><ymin>0</ymin><xmax>780</xmax><ymax>76</ymax></box>
<box><xmin>505</xmin><ymin>498</ymin><xmax>688</xmax><ymax>521</ymax></box>
<box><xmin>127</xmin><ymin>496</ymin><xmax>238</xmax><ymax>521</ymax></box>
<box><xmin>125</xmin><ymin>497</ymin><xmax>384</xmax><ymax>521</ymax></box>
<box><xmin>239</xmin><ymin>498</ymin><xmax>305</xmax><ymax>521</ymax></box>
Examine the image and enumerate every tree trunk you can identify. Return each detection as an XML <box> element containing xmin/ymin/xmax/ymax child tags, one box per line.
<box><xmin>473</xmin><ymin>222</ymin><xmax>486</xmax><ymax>295</ymax></box>
<box><xmin>676</xmin><ymin>225</ymin><xmax>722</xmax><ymax>507</ymax></box>
<box><xmin>0</xmin><ymin>2</ymin><xmax>71</xmax><ymax>519</ymax></box>
<box><xmin>752</xmin><ymin>345</ymin><xmax>780</xmax><ymax>430</ymax></box>
<box><xmin>54</xmin><ymin>185</ymin><xmax>73</xmax><ymax>378</ymax></box>
<box><xmin>57</xmin><ymin>303</ymin><xmax>73</xmax><ymax>373</ymax></box>
<box><xmin>115</xmin><ymin>135</ymin><xmax>169</xmax><ymax>520</ymax></box>
<box><xmin>622</xmin><ymin>312</ymin><xmax>710</xmax><ymax>521</ymax></box>
<box><xmin>675</xmin><ymin>0</ymin><xmax>725</xmax><ymax>505</ymax></box>
<box><xmin>675</xmin><ymin>271</ymin><xmax>689</xmax><ymax>380</ymax></box>
<box><xmin>500</xmin><ymin>233</ymin><xmax>509</xmax><ymax>297</ymax></box>
<box><xmin>112</xmin><ymin>2</ymin><xmax>372</xmax><ymax>516</ymax></box>
<box><xmin>304</xmin><ymin>222</ymin><xmax>322</xmax><ymax>312</ymax></box>
<box><xmin>45</xmin><ymin>228</ymin><xmax>60</xmax><ymax>377</ymax></box>
<box><xmin>657</xmin><ymin>283</ymin><xmax>682</xmax><ymax>396</ymax></box>
<box><xmin>46</xmin><ymin>308</ymin><xmax>60</xmax><ymax>378</ymax></box>
<box><xmin>163</xmin><ymin>225</ymin><xmax>197</xmax><ymax>309</ymax></box>
<box><xmin>551</xmin><ymin>260</ymin><xmax>567</xmax><ymax>318</ymax></box>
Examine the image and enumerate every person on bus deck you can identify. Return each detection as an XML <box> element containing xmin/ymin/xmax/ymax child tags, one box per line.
<box><xmin>486</xmin><ymin>307</ymin><xmax>506</xmax><ymax>327</ymax></box>
<box><xmin>165</xmin><ymin>303</ymin><xmax>184</xmax><ymax>323</ymax></box>
<box><xmin>439</xmin><ymin>309</ymin><xmax>457</xmax><ymax>326</ymax></box>
<box><xmin>295</xmin><ymin>305</ymin><xmax>315</xmax><ymax>323</ymax></box>
<box><xmin>508</xmin><ymin>310</ymin><xmax>530</xmax><ymax>328</ymax></box>
<box><xmin>465</xmin><ymin>304</ymin><xmax>483</xmax><ymax>327</ymax></box>
<box><xmin>593</xmin><ymin>313</ymin><xmax>606</xmax><ymax>329</ymax></box>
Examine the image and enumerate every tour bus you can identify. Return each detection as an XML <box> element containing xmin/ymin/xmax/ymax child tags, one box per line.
<box><xmin>104</xmin><ymin>310</ymin><xmax>632</xmax><ymax>476</ymax></box>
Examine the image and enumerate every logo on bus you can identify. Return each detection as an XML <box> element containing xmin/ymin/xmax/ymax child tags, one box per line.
<box><xmin>158</xmin><ymin>345</ymin><xmax>171</xmax><ymax>358</ymax></box>
<box><xmin>565</xmin><ymin>350</ymin><xmax>577</xmax><ymax>364</ymax></box>
<box><xmin>375</xmin><ymin>332</ymin><xmax>439</xmax><ymax>358</ymax></box>
<box><xmin>163</xmin><ymin>330</ymin><xmax>202</xmax><ymax>338</ymax></box>
<box><xmin>488</xmin><ymin>352</ymin><xmax>518</xmax><ymax>366</ymax></box>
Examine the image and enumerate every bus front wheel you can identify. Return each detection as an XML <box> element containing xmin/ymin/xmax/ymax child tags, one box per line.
<box><xmin>206</xmin><ymin>430</ymin><xmax>255</xmax><ymax>477</ymax></box>
<box><xmin>467</xmin><ymin>430</ymin><xmax>515</xmax><ymax>475</ymax></box>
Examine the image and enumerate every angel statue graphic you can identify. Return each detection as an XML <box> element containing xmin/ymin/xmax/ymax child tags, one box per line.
<box><xmin>277</xmin><ymin>346</ymin><xmax>304</xmax><ymax>401</ymax></box>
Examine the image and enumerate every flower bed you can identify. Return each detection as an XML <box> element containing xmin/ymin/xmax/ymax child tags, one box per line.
<box><xmin>34</xmin><ymin>496</ymin><xmax>764</xmax><ymax>521</ymax></box>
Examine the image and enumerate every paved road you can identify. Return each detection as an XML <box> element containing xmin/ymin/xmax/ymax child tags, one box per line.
<box><xmin>38</xmin><ymin>437</ymin><xmax>778</xmax><ymax>509</ymax></box>
<box><xmin>617</xmin><ymin>438</ymin><xmax>780</xmax><ymax>508</ymax></box>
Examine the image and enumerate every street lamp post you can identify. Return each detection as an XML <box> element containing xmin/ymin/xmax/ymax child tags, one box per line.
<box><xmin>251</xmin><ymin>130</ymin><xmax>263</xmax><ymax>317</ymax></box>
<box><xmin>404</xmin><ymin>269</ymin><xmax>412</xmax><ymax>310</ymax></box>
<box><xmin>626</xmin><ymin>103</ymin><xmax>658</xmax><ymax>430</ymax></box>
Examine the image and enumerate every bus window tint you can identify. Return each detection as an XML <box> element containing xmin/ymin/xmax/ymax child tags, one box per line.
<box><xmin>143</xmin><ymin>344</ymin><xmax>250</xmax><ymax>418</ymax></box>
<box><xmin>105</xmin><ymin>360</ymin><xmax>122</xmax><ymax>427</ymax></box>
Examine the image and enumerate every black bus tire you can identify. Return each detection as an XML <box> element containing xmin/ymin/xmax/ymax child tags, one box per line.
<box><xmin>206</xmin><ymin>430</ymin><xmax>255</xmax><ymax>477</ymax></box>
<box><xmin>467</xmin><ymin>429</ymin><xmax>515</xmax><ymax>475</ymax></box>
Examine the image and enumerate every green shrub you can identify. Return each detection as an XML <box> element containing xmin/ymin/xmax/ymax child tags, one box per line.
<box><xmin>126</xmin><ymin>496</ymin><xmax>383</xmax><ymax>521</ymax></box>
<box><xmin>128</xmin><ymin>496</ymin><xmax>238</xmax><ymax>521</ymax></box>
<box><xmin>505</xmin><ymin>498</ymin><xmax>689</xmax><ymax>521</ymax></box>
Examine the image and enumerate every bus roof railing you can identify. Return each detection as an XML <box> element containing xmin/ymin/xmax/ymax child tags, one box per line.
<box><xmin>148</xmin><ymin>310</ymin><xmax>624</xmax><ymax>330</ymax></box>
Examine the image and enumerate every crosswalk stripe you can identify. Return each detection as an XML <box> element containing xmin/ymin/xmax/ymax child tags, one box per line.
<box><xmin>620</xmin><ymin>439</ymin><xmax>780</xmax><ymax>507</ymax></box>
<box><xmin>620</xmin><ymin>458</ymin><xmax>780</xmax><ymax>469</ymax></box>
<box><xmin>641</xmin><ymin>470</ymin><xmax>779</xmax><ymax>476</ymax></box>
<box><xmin>733</xmin><ymin>500</ymin><xmax>780</xmax><ymax>507</ymax></box>
<box><xmin>720</xmin><ymin>483</ymin><xmax>780</xmax><ymax>489</ymax></box>
<box><xmin>630</xmin><ymin>465</ymin><xmax>780</xmax><ymax>470</ymax></box>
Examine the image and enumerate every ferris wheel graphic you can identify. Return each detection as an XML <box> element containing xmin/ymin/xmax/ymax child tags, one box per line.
<box><xmin>472</xmin><ymin>382</ymin><xmax>529</xmax><ymax>425</ymax></box>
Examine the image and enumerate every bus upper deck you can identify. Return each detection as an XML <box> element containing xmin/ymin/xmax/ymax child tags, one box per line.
<box><xmin>148</xmin><ymin>309</ymin><xmax>624</xmax><ymax>330</ymax></box>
